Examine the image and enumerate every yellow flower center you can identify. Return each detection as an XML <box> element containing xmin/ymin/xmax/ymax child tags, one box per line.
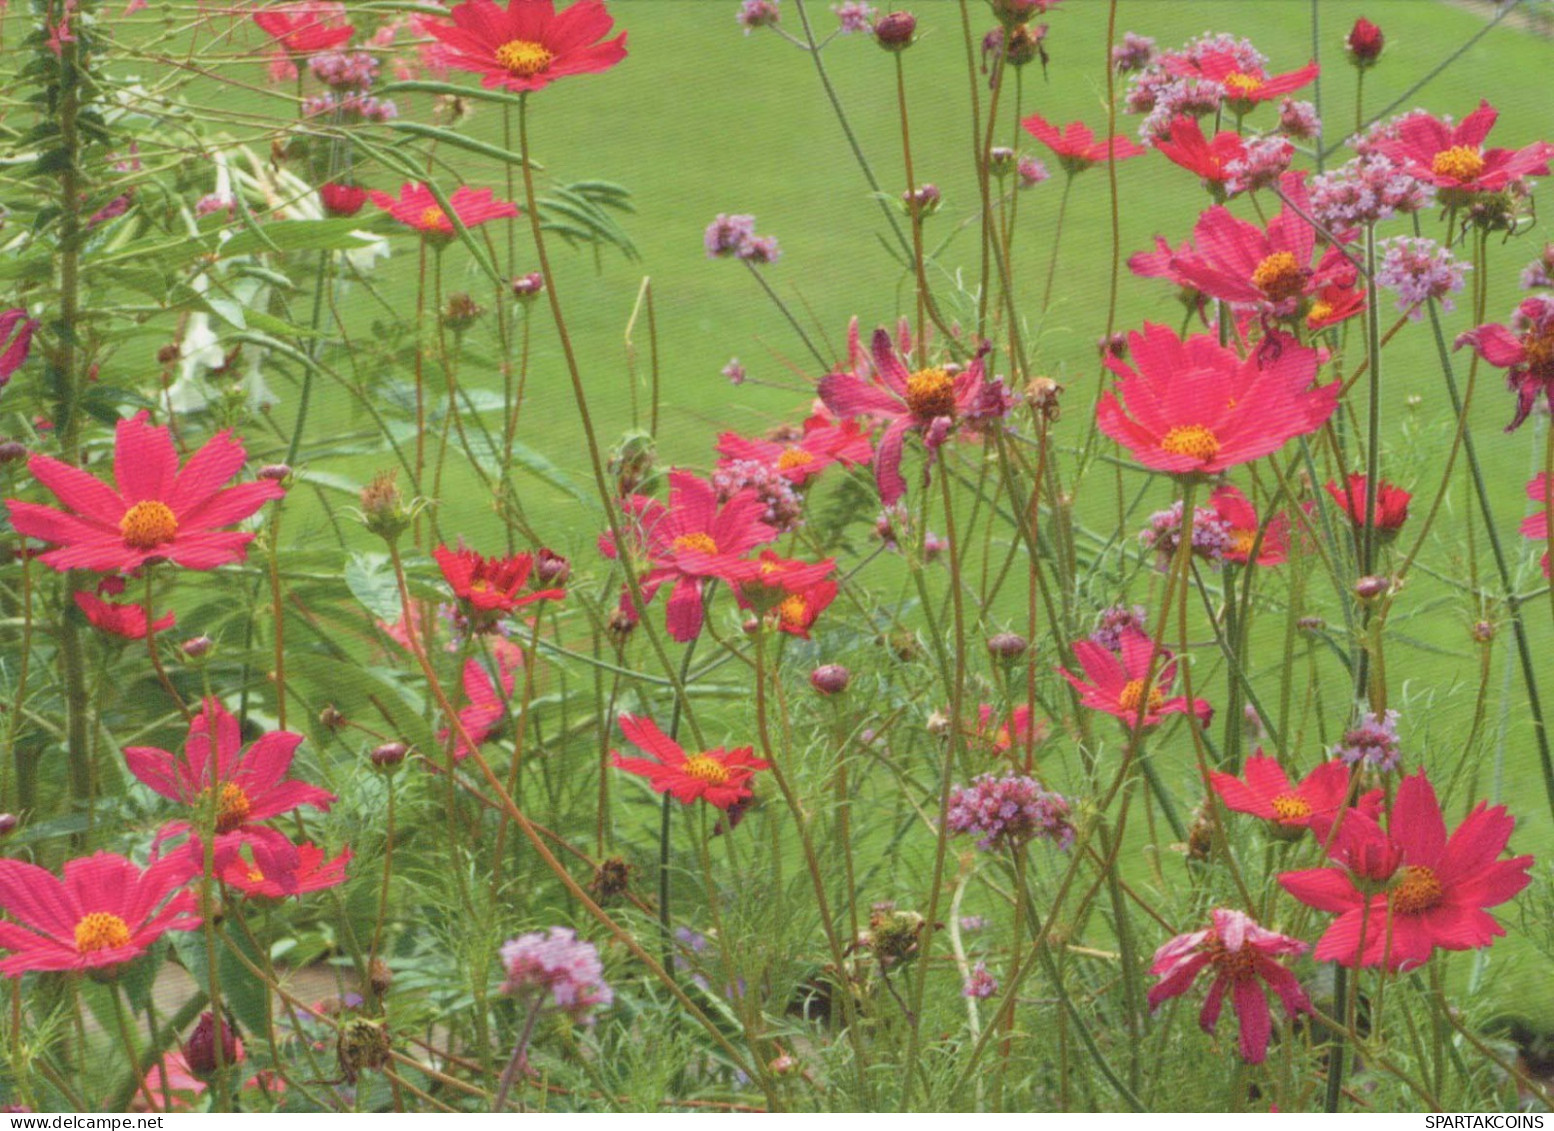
<box><xmin>75</xmin><ymin>911</ymin><xmax>132</xmax><ymax>953</ymax></box>
<box><xmin>119</xmin><ymin>500</ymin><xmax>179</xmax><ymax>551</ymax></box>
<box><xmin>905</xmin><ymin>367</ymin><xmax>957</xmax><ymax>419</ymax></box>
<box><xmin>418</xmin><ymin>206</ymin><xmax>450</xmax><ymax>231</ymax></box>
<box><xmin>1431</xmin><ymin>145</ymin><xmax>1486</xmax><ymax>183</ymax></box>
<box><xmin>1307</xmin><ymin>300</ymin><xmax>1334</xmax><ymax>326</ymax></box>
<box><xmin>682</xmin><ymin>754</ymin><xmax>731</xmax><ymax>785</ymax></box>
<box><xmin>1269</xmin><ymin>793</ymin><xmax>1313</xmax><ymax>821</ymax></box>
<box><xmin>246</xmin><ymin>866</ymin><xmax>267</xmax><ymax>883</ymax></box>
<box><xmin>776</xmin><ymin>447</ymin><xmax>815</xmax><ymax>471</ymax></box>
<box><xmin>1117</xmin><ymin>679</ymin><xmax>1165</xmax><ymax>714</ymax></box>
<box><xmin>494</xmin><ymin>38</ymin><xmax>555</xmax><ymax>77</ymax></box>
<box><xmin>672</xmin><ymin>532</ymin><xmax>719</xmax><ymax>556</ymax></box>
<box><xmin>776</xmin><ymin>592</ymin><xmax>808</xmax><ymax>627</ymax></box>
<box><xmin>198</xmin><ymin>781</ymin><xmax>253</xmax><ymax>834</ymax></box>
<box><xmin>1159</xmin><ymin>425</ymin><xmax>1221</xmax><ymax>463</ymax></box>
<box><xmin>1229</xmin><ymin>528</ymin><xmax>1259</xmax><ymax>558</ymax></box>
<box><xmin>1221</xmin><ymin>71</ymin><xmax>1264</xmax><ymax>98</ymax></box>
<box><xmin>1252</xmin><ymin>251</ymin><xmax>1306</xmax><ymax>302</ymax></box>
<box><xmin>1390</xmin><ymin>864</ymin><xmax>1445</xmax><ymax>914</ymax></box>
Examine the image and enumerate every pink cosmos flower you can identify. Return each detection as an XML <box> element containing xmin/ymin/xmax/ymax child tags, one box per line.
<box><xmin>1210</xmin><ymin>485</ymin><xmax>1287</xmax><ymax>565</ymax></box>
<box><xmin>1168</xmin><ymin>171</ymin><xmax>1360</xmax><ymax>324</ymax></box>
<box><xmin>7</xmin><ymin>413</ymin><xmax>284</xmax><ymax>572</ymax></box>
<box><xmin>370</xmin><ymin>182</ymin><xmax>519</xmax><ymax>239</ymax></box>
<box><xmin>1456</xmin><ymin>294</ymin><xmax>1554</xmax><ymax>433</ymax></box>
<box><xmin>1374</xmin><ymin>101</ymin><xmax>1554</xmax><ymax>199</ymax></box>
<box><xmin>252</xmin><ymin>3</ymin><xmax>354</xmax><ymax>53</ymax></box>
<box><xmin>0</xmin><ymin>308</ymin><xmax>38</xmax><ymax>386</ymax></box>
<box><xmin>1154</xmin><ymin>116</ymin><xmax>1245</xmax><ymax>192</ymax></box>
<box><xmin>1058</xmin><ymin>626</ymin><xmax>1211</xmax><ymax>728</ymax></box>
<box><xmin>1522</xmin><ymin>472</ymin><xmax>1551</xmax><ymax>578</ymax></box>
<box><xmin>1279</xmin><ymin>770</ymin><xmax>1534</xmax><ymax>970</ymax></box>
<box><xmin>0</xmin><ymin>852</ymin><xmax>198</xmax><ymax>975</ymax></box>
<box><xmin>716</xmin><ymin>416</ymin><xmax>872</xmax><ymax>486</ymax></box>
<box><xmin>976</xmin><ymin>703</ymin><xmax>1049</xmax><ymax>756</ymax></box>
<box><xmin>1097</xmin><ymin>323</ymin><xmax>1339</xmax><ymax>477</ymax></box>
<box><xmin>613</xmin><ymin>714</ymin><xmax>769</xmax><ymax>810</ymax></box>
<box><xmin>1163</xmin><ymin>48</ymin><xmax>1319</xmax><ymax>111</ymax></box>
<box><xmin>125</xmin><ymin>698</ymin><xmax>334</xmax><ymax>873</ymax></box>
<box><xmin>600</xmin><ymin>470</ymin><xmax>776</xmax><ymax>642</ymax></box>
<box><xmin>442</xmin><ymin>649</ymin><xmax>520</xmax><ymax>759</ymax></box>
<box><xmin>219</xmin><ymin>840</ymin><xmax>350</xmax><ymax>899</ymax></box>
<box><xmin>818</xmin><ymin>328</ymin><xmax>992</xmax><ymax>505</ymax></box>
<box><xmin>1147</xmin><ymin>907</ymin><xmax>1313</xmax><ymax>1064</ymax></box>
<box><xmin>1209</xmin><ymin>752</ymin><xmax>1354</xmax><ymax>834</ymax></box>
<box><xmin>424</xmin><ymin>0</ymin><xmax>627</xmax><ymax>94</ymax></box>
<box><xmin>1019</xmin><ymin>113</ymin><xmax>1146</xmax><ymax>174</ymax></box>
<box><xmin>73</xmin><ymin>591</ymin><xmax>175</xmax><ymax>640</ymax></box>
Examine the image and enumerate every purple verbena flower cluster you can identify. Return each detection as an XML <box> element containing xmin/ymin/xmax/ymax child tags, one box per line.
<box><xmin>499</xmin><ymin>927</ymin><xmax>613</xmax><ymax>1022</ymax></box>
<box><xmin>1377</xmin><ymin>237</ymin><xmax>1469</xmax><ymax>319</ymax></box>
<box><xmin>946</xmin><ymin>773</ymin><xmax>1075</xmax><ymax>851</ymax></box>
<box><xmin>1333</xmin><ymin>709</ymin><xmax>1402</xmax><ymax>771</ymax></box>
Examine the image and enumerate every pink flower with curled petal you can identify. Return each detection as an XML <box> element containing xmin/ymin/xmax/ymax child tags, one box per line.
<box><xmin>1374</xmin><ymin>101</ymin><xmax>1554</xmax><ymax>199</ymax></box>
<box><xmin>818</xmin><ymin>329</ymin><xmax>992</xmax><ymax>505</ymax></box>
<box><xmin>1279</xmin><ymin>770</ymin><xmax>1534</xmax><ymax>971</ymax></box>
<box><xmin>1058</xmin><ymin>626</ymin><xmax>1212</xmax><ymax>729</ymax></box>
<box><xmin>0</xmin><ymin>852</ymin><xmax>199</xmax><ymax>976</ymax></box>
<box><xmin>1019</xmin><ymin>113</ymin><xmax>1145</xmax><ymax>174</ymax></box>
<box><xmin>423</xmin><ymin>0</ymin><xmax>627</xmax><ymax>94</ymax></box>
<box><xmin>1147</xmin><ymin>907</ymin><xmax>1313</xmax><ymax>1065</ymax></box>
<box><xmin>1097</xmin><ymin>323</ymin><xmax>1339</xmax><ymax>478</ymax></box>
<box><xmin>6</xmin><ymin>412</ymin><xmax>284</xmax><ymax>573</ymax></box>
<box><xmin>1154</xmin><ymin>116</ymin><xmax>1245</xmax><ymax>192</ymax></box>
<box><xmin>1456</xmin><ymin>294</ymin><xmax>1554</xmax><ymax>433</ymax></box>
<box><xmin>599</xmin><ymin>470</ymin><xmax>776</xmax><ymax>642</ymax></box>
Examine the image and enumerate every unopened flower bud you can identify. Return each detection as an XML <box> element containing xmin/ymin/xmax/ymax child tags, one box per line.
<box><xmin>184</xmin><ymin>1012</ymin><xmax>241</xmax><ymax>1078</ymax></box>
<box><xmin>535</xmin><ymin>548</ymin><xmax>570</xmax><ymax>586</ymax></box>
<box><xmin>810</xmin><ymin>664</ymin><xmax>851</xmax><ymax>695</ymax></box>
<box><xmin>358</xmin><ymin>470</ymin><xmax>414</xmax><ymax>543</ymax></box>
<box><xmin>901</xmin><ymin>183</ymin><xmax>941</xmax><ymax>218</ymax></box>
<box><xmin>371</xmin><ymin>742</ymin><xmax>408</xmax><ymax>770</ymax></box>
<box><xmin>1096</xmin><ymin>332</ymin><xmax>1128</xmax><ymax>360</ymax></box>
<box><xmin>990</xmin><ymin>0</ymin><xmax>1045</xmax><ymax>26</ymax></box>
<box><xmin>319</xmin><ymin>704</ymin><xmax>347</xmax><ymax>731</ymax></box>
<box><xmin>1354</xmin><ymin>575</ymin><xmax>1391</xmax><ymax>601</ymax></box>
<box><xmin>319</xmin><ymin>182</ymin><xmax>370</xmax><ymax>218</ymax></box>
<box><xmin>1345</xmin><ymin>18</ymin><xmax>1384</xmax><ymax>67</ymax></box>
<box><xmin>873</xmin><ymin>10</ymin><xmax>917</xmax><ymax>50</ymax></box>
<box><xmin>986</xmin><ymin>632</ymin><xmax>1028</xmax><ymax>660</ymax></box>
<box><xmin>257</xmin><ymin>463</ymin><xmax>291</xmax><ymax>482</ymax></box>
<box><xmin>1472</xmin><ymin>620</ymin><xmax>1494</xmax><ymax>644</ymax></box>
<box><xmin>181</xmin><ymin>635</ymin><xmax>214</xmax><ymax>659</ymax></box>
<box><xmin>0</xmin><ymin>814</ymin><xmax>17</xmax><ymax>838</ymax></box>
<box><xmin>770</xmin><ymin>1053</ymin><xmax>800</xmax><ymax>1076</ymax></box>
<box><xmin>926</xmin><ymin>710</ymin><xmax>951</xmax><ymax>736</ymax></box>
<box><xmin>988</xmin><ymin>146</ymin><xmax>1015</xmax><ymax>177</ymax></box>
<box><xmin>0</xmin><ymin>441</ymin><xmax>26</xmax><ymax>465</ymax></box>
<box><xmin>1003</xmin><ymin>22</ymin><xmax>1046</xmax><ymax>68</ymax></box>
<box><xmin>512</xmin><ymin>272</ymin><xmax>545</xmax><ymax>300</ymax></box>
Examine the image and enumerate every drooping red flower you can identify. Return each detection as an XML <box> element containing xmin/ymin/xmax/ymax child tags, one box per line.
<box><xmin>1374</xmin><ymin>101</ymin><xmax>1554</xmax><ymax>198</ymax></box>
<box><xmin>1522</xmin><ymin>472</ymin><xmax>1551</xmax><ymax>579</ymax></box>
<box><xmin>434</xmin><ymin>543</ymin><xmax>565</xmax><ymax>621</ymax></box>
<box><xmin>1058</xmin><ymin>626</ymin><xmax>1212</xmax><ymax>729</ymax></box>
<box><xmin>1164</xmin><ymin>48</ymin><xmax>1319</xmax><ymax>110</ymax></box>
<box><xmin>1096</xmin><ymin>323</ymin><xmax>1339</xmax><ymax>477</ymax></box>
<box><xmin>1324</xmin><ymin>473</ymin><xmax>1411</xmax><ymax>534</ymax></box>
<box><xmin>125</xmin><ymin>698</ymin><xmax>334</xmax><ymax>869</ymax></box>
<box><xmin>818</xmin><ymin>328</ymin><xmax>992</xmax><ymax>505</ymax></box>
<box><xmin>7</xmin><ymin>412</ymin><xmax>285</xmax><ymax>573</ymax></box>
<box><xmin>73</xmin><ymin>590</ymin><xmax>175</xmax><ymax>640</ymax></box>
<box><xmin>1279</xmin><ymin>770</ymin><xmax>1534</xmax><ymax>970</ymax></box>
<box><xmin>600</xmin><ymin>469</ymin><xmax>776</xmax><ymax>642</ymax></box>
<box><xmin>1209</xmin><ymin>752</ymin><xmax>1353</xmax><ymax>833</ymax></box>
<box><xmin>442</xmin><ymin>647</ymin><xmax>521</xmax><ymax>759</ymax></box>
<box><xmin>1168</xmin><ymin>171</ymin><xmax>1360</xmax><ymax>323</ymax></box>
<box><xmin>220</xmin><ymin>840</ymin><xmax>350</xmax><ymax>899</ymax></box>
<box><xmin>1155</xmin><ymin>116</ymin><xmax>1246</xmax><ymax>192</ymax></box>
<box><xmin>0</xmin><ymin>308</ymin><xmax>38</xmax><ymax>386</ymax></box>
<box><xmin>369</xmin><ymin>182</ymin><xmax>519</xmax><ymax>239</ymax></box>
<box><xmin>319</xmin><ymin>182</ymin><xmax>369</xmax><ymax>218</ymax></box>
<box><xmin>975</xmin><ymin>703</ymin><xmax>1049</xmax><ymax>756</ymax></box>
<box><xmin>0</xmin><ymin>852</ymin><xmax>198</xmax><ymax>976</ymax></box>
<box><xmin>1210</xmin><ymin>485</ymin><xmax>1287</xmax><ymax>565</ymax></box>
<box><xmin>1456</xmin><ymin>294</ymin><xmax>1554</xmax><ymax>432</ymax></box>
<box><xmin>612</xmin><ymin>714</ymin><xmax>769</xmax><ymax>810</ymax></box>
<box><xmin>424</xmin><ymin>0</ymin><xmax>627</xmax><ymax>94</ymax></box>
<box><xmin>1019</xmin><ymin>113</ymin><xmax>1146</xmax><ymax>174</ymax></box>
<box><xmin>1147</xmin><ymin>908</ymin><xmax>1313</xmax><ymax>1065</ymax></box>
<box><xmin>252</xmin><ymin>2</ymin><xmax>354</xmax><ymax>54</ymax></box>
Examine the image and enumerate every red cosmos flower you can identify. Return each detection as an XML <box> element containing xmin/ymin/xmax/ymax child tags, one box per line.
<box><xmin>370</xmin><ymin>182</ymin><xmax>519</xmax><ymax>240</ymax></box>
<box><xmin>976</xmin><ymin>703</ymin><xmax>1049</xmax><ymax>755</ymax></box>
<box><xmin>1168</xmin><ymin>171</ymin><xmax>1359</xmax><ymax>323</ymax></box>
<box><xmin>319</xmin><ymin>182</ymin><xmax>369</xmax><ymax>218</ymax></box>
<box><xmin>220</xmin><ymin>840</ymin><xmax>350</xmax><ymax>899</ymax></box>
<box><xmin>1210</xmin><ymin>485</ymin><xmax>1287</xmax><ymax>566</ymax></box>
<box><xmin>1155</xmin><ymin>117</ymin><xmax>1246</xmax><ymax>193</ymax></box>
<box><xmin>73</xmin><ymin>591</ymin><xmax>175</xmax><ymax>640</ymax></box>
<box><xmin>434</xmin><ymin>544</ymin><xmax>565</xmax><ymax>621</ymax></box>
<box><xmin>1209</xmin><ymin>753</ymin><xmax>1353</xmax><ymax>834</ymax></box>
<box><xmin>1097</xmin><ymin>323</ymin><xmax>1339</xmax><ymax>477</ymax></box>
<box><xmin>125</xmin><ymin>698</ymin><xmax>334</xmax><ymax>868</ymax></box>
<box><xmin>726</xmin><ymin>552</ymin><xmax>838</xmax><ymax>638</ymax></box>
<box><xmin>612</xmin><ymin>714</ymin><xmax>769</xmax><ymax>810</ymax></box>
<box><xmin>1058</xmin><ymin>626</ymin><xmax>1212</xmax><ymax>728</ymax></box>
<box><xmin>1456</xmin><ymin>294</ymin><xmax>1554</xmax><ymax>432</ymax></box>
<box><xmin>252</xmin><ymin>2</ymin><xmax>354</xmax><ymax>54</ymax></box>
<box><xmin>443</xmin><ymin>648</ymin><xmax>520</xmax><ymax>759</ymax></box>
<box><xmin>1147</xmin><ymin>908</ymin><xmax>1313</xmax><ymax>1065</ymax></box>
<box><xmin>600</xmin><ymin>470</ymin><xmax>776</xmax><ymax>642</ymax></box>
<box><xmin>1522</xmin><ymin>473</ymin><xmax>1551</xmax><ymax>578</ymax></box>
<box><xmin>818</xmin><ymin>328</ymin><xmax>992</xmax><ymax>506</ymax></box>
<box><xmin>1374</xmin><ymin>101</ymin><xmax>1554</xmax><ymax>199</ymax></box>
<box><xmin>716</xmin><ymin>417</ymin><xmax>871</xmax><ymax>486</ymax></box>
<box><xmin>7</xmin><ymin>413</ymin><xmax>284</xmax><ymax>573</ymax></box>
<box><xmin>424</xmin><ymin>0</ymin><xmax>627</xmax><ymax>94</ymax></box>
<box><xmin>1324</xmin><ymin>473</ymin><xmax>1411</xmax><ymax>534</ymax></box>
<box><xmin>0</xmin><ymin>308</ymin><xmax>38</xmax><ymax>386</ymax></box>
<box><xmin>1280</xmin><ymin>770</ymin><xmax>1533</xmax><ymax>970</ymax></box>
<box><xmin>0</xmin><ymin>852</ymin><xmax>198</xmax><ymax>976</ymax></box>
<box><xmin>1129</xmin><ymin>235</ymin><xmax>1208</xmax><ymax>322</ymax></box>
<box><xmin>1164</xmin><ymin>48</ymin><xmax>1319</xmax><ymax>111</ymax></box>
<box><xmin>1306</xmin><ymin>281</ymin><xmax>1367</xmax><ymax>331</ymax></box>
<box><xmin>1019</xmin><ymin>113</ymin><xmax>1146</xmax><ymax>174</ymax></box>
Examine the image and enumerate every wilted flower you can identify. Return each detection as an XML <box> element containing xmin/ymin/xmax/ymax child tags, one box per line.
<box><xmin>1016</xmin><ymin>156</ymin><xmax>1049</xmax><ymax>188</ymax></box>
